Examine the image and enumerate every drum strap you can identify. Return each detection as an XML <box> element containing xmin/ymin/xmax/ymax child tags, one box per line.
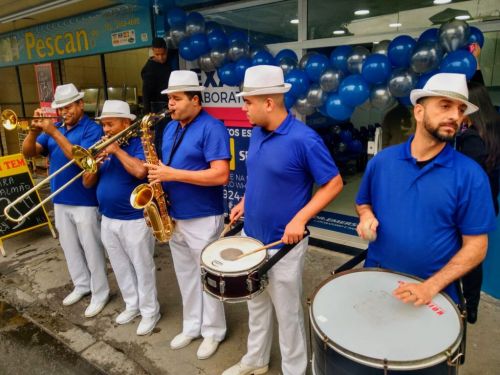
<box><xmin>223</xmin><ymin>221</ymin><xmax>244</xmax><ymax>237</ymax></box>
<box><xmin>333</xmin><ymin>249</ymin><xmax>368</xmax><ymax>274</ymax></box>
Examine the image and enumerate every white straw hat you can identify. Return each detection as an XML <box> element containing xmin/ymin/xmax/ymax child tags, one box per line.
<box><xmin>96</xmin><ymin>100</ymin><xmax>136</xmax><ymax>121</ymax></box>
<box><xmin>410</xmin><ymin>73</ymin><xmax>478</xmax><ymax>115</ymax></box>
<box><xmin>161</xmin><ymin>70</ymin><xmax>205</xmax><ymax>94</ymax></box>
<box><xmin>51</xmin><ymin>83</ymin><xmax>85</xmax><ymax>109</ymax></box>
<box><xmin>237</xmin><ymin>65</ymin><xmax>291</xmax><ymax>97</ymax></box>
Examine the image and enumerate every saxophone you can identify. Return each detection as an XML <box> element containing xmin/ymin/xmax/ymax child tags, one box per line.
<box><xmin>130</xmin><ymin>114</ymin><xmax>175</xmax><ymax>243</ymax></box>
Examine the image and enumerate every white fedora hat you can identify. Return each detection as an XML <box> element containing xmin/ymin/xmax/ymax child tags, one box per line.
<box><xmin>237</xmin><ymin>65</ymin><xmax>291</xmax><ymax>97</ymax></box>
<box><xmin>161</xmin><ymin>70</ymin><xmax>205</xmax><ymax>94</ymax></box>
<box><xmin>410</xmin><ymin>73</ymin><xmax>478</xmax><ymax>115</ymax></box>
<box><xmin>96</xmin><ymin>100</ymin><xmax>136</xmax><ymax>121</ymax></box>
<box><xmin>51</xmin><ymin>83</ymin><xmax>85</xmax><ymax>109</ymax></box>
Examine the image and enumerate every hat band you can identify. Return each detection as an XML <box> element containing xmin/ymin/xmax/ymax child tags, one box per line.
<box><xmin>100</xmin><ymin>111</ymin><xmax>131</xmax><ymax>117</ymax></box>
<box><xmin>242</xmin><ymin>83</ymin><xmax>286</xmax><ymax>92</ymax></box>
<box><xmin>53</xmin><ymin>93</ymin><xmax>81</xmax><ymax>104</ymax></box>
<box><xmin>167</xmin><ymin>84</ymin><xmax>202</xmax><ymax>91</ymax></box>
<box><xmin>427</xmin><ymin>90</ymin><xmax>468</xmax><ymax>102</ymax></box>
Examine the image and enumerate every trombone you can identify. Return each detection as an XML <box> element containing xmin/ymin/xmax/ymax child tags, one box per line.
<box><xmin>3</xmin><ymin>110</ymin><xmax>170</xmax><ymax>223</ymax></box>
<box><xmin>1</xmin><ymin>109</ymin><xmax>60</xmax><ymax>131</ymax></box>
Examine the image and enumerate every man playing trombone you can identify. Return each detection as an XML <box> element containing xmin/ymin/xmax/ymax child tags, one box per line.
<box><xmin>22</xmin><ymin>83</ymin><xmax>110</xmax><ymax>318</ymax></box>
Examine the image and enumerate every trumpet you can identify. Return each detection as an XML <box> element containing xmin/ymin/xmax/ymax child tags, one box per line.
<box><xmin>1</xmin><ymin>109</ymin><xmax>61</xmax><ymax>131</ymax></box>
<box><xmin>3</xmin><ymin>111</ymin><xmax>170</xmax><ymax>223</ymax></box>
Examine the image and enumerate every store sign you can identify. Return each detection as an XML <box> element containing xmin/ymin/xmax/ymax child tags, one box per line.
<box><xmin>0</xmin><ymin>4</ymin><xmax>151</xmax><ymax>67</ymax></box>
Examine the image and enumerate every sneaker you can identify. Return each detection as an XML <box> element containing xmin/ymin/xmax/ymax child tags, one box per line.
<box><xmin>84</xmin><ymin>296</ymin><xmax>109</xmax><ymax>318</ymax></box>
<box><xmin>115</xmin><ymin>309</ymin><xmax>140</xmax><ymax>325</ymax></box>
<box><xmin>170</xmin><ymin>332</ymin><xmax>198</xmax><ymax>350</ymax></box>
<box><xmin>136</xmin><ymin>313</ymin><xmax>161</xmax><ymax>336</ymax></box>
<box><xmin>196</xmin><ymin>337</ymin><xmax>220</xmax><ymax>360</ymax></box>
<box><xmin>62</xmin><ymin>290</ymin><xmax>90</xmax><ymax>306</ymax></box>
<box><xmin>222</xmin><ymin>362</ymin><xmax>269</xmax><ymax>375</ymax></box>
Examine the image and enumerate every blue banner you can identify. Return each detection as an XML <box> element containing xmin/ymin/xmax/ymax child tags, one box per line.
<box><xmin>0</xmin><ymin>4</ymin><xmax>152</xmax><ymax>67</ymax></box>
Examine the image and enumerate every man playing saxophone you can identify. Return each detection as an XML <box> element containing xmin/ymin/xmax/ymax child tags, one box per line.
<box><xmin>22</xmin><ymin>83</ymin><xmax>109</xmax><ymax>318</ymax></box>
<box><xmin>146</xmin><ymin>70</ymin><xmax>230</xmax><ymax>359</ymax></box>
<box><xmin>83</xmin><ymin>100</ymin><xmax>161</xmax><ymax>335</ymax></box>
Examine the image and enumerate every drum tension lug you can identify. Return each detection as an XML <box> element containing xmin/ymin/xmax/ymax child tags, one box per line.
<box><xmin>322</xmin><ymin>335</ymin><xmax>328</xmax><ymax>350</ymax></box>
<box><xmin>219</xmin><ymin>279</ymin><xmax>225</xmax><ymax>296</ymax></box>
<box><xmin>246</xmin><ymin>277</ymin><xmax>253</xmax><ymax>292</ymax></box>
<box><xmin>447</xmin><ymin>351</ymin><xmax>464</xmax><ymax>367</ymax></box>
<box><xmin>383</xmin><ymin>359</ymin><xmax>388</xmax><ymax>375</ymax></box>
<box><xmin>306</xmin><ymin>298</ymin><xmax>311</xmax><ymax>306</ymax></box>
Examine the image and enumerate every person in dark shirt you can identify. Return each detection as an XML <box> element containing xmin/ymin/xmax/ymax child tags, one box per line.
<box><xmin>141</xmin><ymin>37</ymin><xmax>171</xmax><ymax>114</ymax></box>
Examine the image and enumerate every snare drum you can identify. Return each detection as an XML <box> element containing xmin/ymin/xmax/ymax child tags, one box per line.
<box><xmin>201</xmin><ymin>236</ymin><xmax>268</xmax><ymax>303</ymax></box>
<box><xmin>309</xmin><ymin>268</ymin><xmax>464</xmax><ymax>375</ymax></box>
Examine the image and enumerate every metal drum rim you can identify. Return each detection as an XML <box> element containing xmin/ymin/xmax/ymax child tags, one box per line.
<box><xmin>308</xmin><ymin>268</ymin><xmax>464</xmax><ymax>371</ymax></box>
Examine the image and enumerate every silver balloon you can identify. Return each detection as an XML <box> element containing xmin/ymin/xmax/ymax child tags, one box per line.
<box><xmin>198</xmin><ymin>53</ymin><xmax>216</xmax><ymax>72</ymax></box>
<box><xmin>372</xmin><ymin>40</ymin><xmax>391</xmax><ymax>56</ymax></box>
<box><xmin>186</xmin><ymin>16</ymin><xmax>205</xmax><ymax>36</ymax></box>
<box><xmin>169</xmin><ymin>27</ymin><xmax>186</xmax><ymax>48</ymax></box>
<box><xmin>439</xmin><ymin>19</ymin><xmax>470</xmax><ymax>53</ymax></box>
<box><xmin>370</xmin><ymin>84</ymin><xmax>396</xmax><ymax>109</ymax></box>
<box><xmin>388</xmin><ymin>68</ymin><xmax>417</xmax><ymax>98</ymax></box>
<box><xmin>227</xmin><ymin>39</ymin><xmax>249</xmax><ymax>61</ymax></box>
<box><xmin>306</xmin><ymin>84</ymin><xmax>326</xmax><ymax>107</ymax></box>
<box><xmin>410</xmin><ymin>41</ymin><xmax>443</xmax><ymax>74</ymax></box>
<box><xmin>347</xmin><ymin>46</ymin><xmax>370</xmax><ymax>74</ymax></box>
<box><xmin>210</xmin><ymin>47</ymin><xmax>227</xmax><ymax>68</ymax></box>
<box><xmin>319</xmin><ymin>68</ymin><xmax>343</xmax><ymax>93</ymax></box>
<box><xmin>278</xmin><ymin>56</ymin><xmax>297</xmax><ymax>75</ymax></box>
<box><xmin>299</xmin><ymin>51</ymin><xmax>318</xmax><ymax>70</ymax></box>
<box><xmin>294</xmin><ymin>96</ymin><xmax>316</xmax><ymax>116</ymax></box>
<box><xmin>250</xmin><ymin>45</ymin><xmax>270</xmax><ymax>58</ymax></box>
<box><xmin>164</xmin><ymin>34</ymin><xmax>176</xmax><ymax>50</ymax></box>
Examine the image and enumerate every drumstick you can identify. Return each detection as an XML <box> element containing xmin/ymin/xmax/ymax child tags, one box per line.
<box><xmin>235</xmin><ymin>240</ymin><xmax>283</xmax><ymax>260</ymax></box>
<box><xmin>219</xmin><ymin>219</ymin><xmax>236</xmax><ymax>238</ymax></box>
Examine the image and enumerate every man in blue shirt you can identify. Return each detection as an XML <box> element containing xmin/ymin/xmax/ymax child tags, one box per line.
<box><xmin>356</xmin><ymin>73</ymin><xmax>496</xmax><ymax>306</ymax></box>
<box><xmin>22</xmin><ymin>83</ymin><xmax>109</xmax><ymax>318</ymax></box>
<box><xmin>83</xmin><ymin>100</ymin><xmax>160</xmax><ymax>335</ymax></box>
<box><xmin>146</xmin><ymin>70</ymin><xmax>230</xmax><ymax>360</ymax></box>
<box><xmin>224</xmin><ymin>65</ymin><xmax>343</xmax><ymax>375</ymax></box>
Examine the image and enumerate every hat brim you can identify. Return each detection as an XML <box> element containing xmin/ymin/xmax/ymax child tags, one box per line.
<box><xmin>95</xmin><ymin>114</ymin><xmax>136</xmax><ymax>121</ymax></box>
<box><xmin>161</xmin><ymin>86</ymin><xmax>205</xmax><ymax>94</ymax></box>
<box><xmin>410</xmin><ymin>89</ymin><xmax>479</xmax><ymax>115</ymax></box>
<box><xmin>236</xmin><ymin>84</ymin><xmax>291</xmax><ymax>97</ymax></box>
<box><xmin>51</xmin><ymin>92</ymin><xmax>85</xmax><ymax>109</ymax></box>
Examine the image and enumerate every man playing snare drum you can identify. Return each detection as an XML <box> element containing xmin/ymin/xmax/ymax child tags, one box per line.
<box><xmin>225</xmin><ymin>65</ymin><xmax>343</xmax><ymax>375</ymax></box>
<box><xmin>356</xmin><ymin>73</ymin><xmax>496</xmax><ymax>306</ymax></box>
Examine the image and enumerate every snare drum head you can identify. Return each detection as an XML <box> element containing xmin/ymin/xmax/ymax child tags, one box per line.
<box><xmin>311</xmin><ymin>269</ymin><xmax>462</xmax><ymax>369</ymax></box>
<box><xmin>201</xmin><ymin>236</ymin><xmax>266</xmax><ymax>273</ymax></box>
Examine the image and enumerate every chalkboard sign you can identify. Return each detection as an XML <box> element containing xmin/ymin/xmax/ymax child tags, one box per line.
<box><xmin>0</xmin><ymin>153</ymin><xmax>55</xmax><ymax>256</ymax></box>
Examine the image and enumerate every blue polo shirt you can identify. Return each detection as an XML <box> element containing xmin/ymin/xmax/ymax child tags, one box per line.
<box><xmin>356</xmin><ymin>136</ymin><xmax>496</xmax><ymax>302</ymax></box>
<box><xmin>37</xmin><ymin>115</ymin><xmax>102</xmax><ymax>206</ymax></box>
<box><xmin>161</xmin><ymin>109</ymin><xmax>230</xmax><ymax>220</ymax></box>
<box><xmin>96</xmin><ymin>137</ymin><xmax>146</xmax><ymax>220</ymax></box>
<box><xmin>244</xmin><ymin>113</ymin><xmax>339</xmax><ymax>244</ymax></box>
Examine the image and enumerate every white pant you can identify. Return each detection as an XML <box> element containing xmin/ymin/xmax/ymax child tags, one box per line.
<box><xmin>54</xmin><ymin>204</ymin><xmax>109</xmax><ymax>304</ymax></box>
<box><xmin>242</xmin><ymin>236</ymin><xmax>309</xmax><ymax>375</ymax></box>
<box><xmin>169</xmin><ymin>215</ymin><xmax>226</xmax><ymax>341</ymax></box>
<box><xmin>101</xmin><ymin>216</ymin><xmax>159</xmax><ymax>317</ymax></box>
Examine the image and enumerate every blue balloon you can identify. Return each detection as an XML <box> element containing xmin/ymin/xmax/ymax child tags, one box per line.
<box><xmin>275</xmin><ymin>49</ymin><xmax>298</xmax><ymax>63</ymax></box>
<box><xmin>218</xmin><ymin>63</ymin><xmax>239</xmax><ymax>86</ymax></box>
<box><xmin>189</xmin><ymin>33</ymin><xmax>209</xmax><ymax>57</ymax></box>
<box><xmin>185</xmin><ymin>12</ymin><xmax>205</xmax><ymax>35</ymax></box>
<box><xmin>285</xmin><ymin>93</ymin><xmax>296</xmax><ymax>109</ymax></box>
<box><xmin>361</xmin><ymin>54</ymin><xmax>391</xmax><ymax>84</ymax></box>
<box><xmin>326</xmin><ymin>93</ymin><xmax>354</xmax><ymax>121</ymax></box>
<box><xmin>440</xmin><ymin>50</ymin><xmax>477</xmax><ymax>80</ymax></box>
<box><xmin>234</xmin><ymin>57</ymin><xmax>252</xmax><ymax>83</ymax></box>
<box><xmin>167</xmin><ymin>7</ymin><xmax>186</xmax><ymax>28</ymax></box>
<box><xmin>285</xmin><ymin>69</ymin><xmax>310</xmax><ymax>98</ymax></box>
<box><xmin>416</xmin><ymin>70</ymin><xmax>438</xmax><ymax>89</ymax></box>
<box><xmin>388</xmin><ymin>35</ymin><xmax>417</xmax><ymax>68</ymax></box>
<box><xmin>338</xmin><ymin>74</ymin><xmax>370</xmax><ymax>107</ymax></box>
<box><xmin>398</xmin><ymin>96</ymin><xmax>412</xmax><ymax>107</ymax></box>
<box><xmin>305</xmin><ymin>54</ymin><xmax>330</xmax><ymax>82</ymax></box>
<box><xmin>468</xmin><ymin>26</ymin><xmax>484</xmax><ymax>48</ymax></box>
<box><xmin>330</xmin><ymin>46</ymin><xmax>353</xmax><ymax>74</ymax></box>
<box><xmin>340</xmin><ymin>130</ymin><xmax>353</xmax><ymax>143</ymax></box>
<box><xmin>207</xmin><ymin>28</ymin><xmax>228</xmax><ymax>49</ymax></box>
<box><xmin>418</xmin><ymin>28</ymin><xmax>439</xmax><ymax>43</ymax></box>
<box><xmin>205</xmin><ymin>21</ymin><xmax>223</xmax><ymax>34</ymax></box>
<box><xmin>179</xmin><ymin>37</ymin><xmax>198</xmax><ymax>61</ymax></box>
<box><xmin>228</xmin><ymin>31</ymin><xmax>247</xmax><ymax>44</ymax></box>
<box><xmin>252</xmin><ymin>50</ymin><xmax>274</xmax><ymax>66</ymax></box>
<box><xmin>348</xmin><ymin>139</ymin><xmax>363</xmax><ymax>153</ymax></box>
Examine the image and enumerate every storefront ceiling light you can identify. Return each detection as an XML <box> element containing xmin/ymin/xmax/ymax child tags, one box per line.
<box><xmin>354</xmin><ymin>10</ymin><xmax>370</xmax><ymax>16</ymax></box>
<box><xmin>455</xmin><ymin>14</ymin><xmax>471</xmax><ymax>20</ymax></box>
<box><xmin>333</xmin><ymin>29</ymin><xmax>346</xmax><ymax>35</ymax></box>
<box><xmin>433</xmin><ymin>0</ymin><xmax>452</xmax><ymax>4</ymax></box>
<box><xmin>290</xmin><ymin>19</ymin><xmax>299</xmax><ymax>24</ymax></box>
<box><xmin>0</xmin><ymin>0</ymin><xmax>83</xmax><ymax>23</ymax></box>
<box><xmin>389</xmin><ymin>23</ymin><xmax>402</xmax><ymax>28</ymax></box>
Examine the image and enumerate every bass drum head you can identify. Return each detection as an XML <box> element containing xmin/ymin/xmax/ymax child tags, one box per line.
<box><xmin>201</xmin><ymin>236</ymin><xmax>266</xmax><ymax>273</ymax></box>
<box><xmin>310</xmin><ymin>268</ymin><xmax>463</xmax><ymax>371</ymax></box>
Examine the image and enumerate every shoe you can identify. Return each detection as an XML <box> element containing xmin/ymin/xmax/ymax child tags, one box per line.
<box><xmin>197</xmin><ymin>337</ymin><xmax>220</xmax><ymax>360</ymax></box>
<box><xmin>222</xmin><ymin>362</ymin><xmax>269</xmax><ymax>375</ymax></box>
<box><xmin>467</xmin><ymin>307</ymin><xmax>478</xmax><ymax>324</ymax></box>
<box><xmin>115</xmin><ymin>309</ymin><xmax>140</xmax><ymax>325</ymax></box>
<box><xmin>170</xmin><ymin>332</ymin><xmax>198</xmax><ymax>350</ymax></box>
<box><xmin>62</xmin><ymin>290</ymin><xmax>89</xmax><ymax>306</ymax></box>
<box><xmin>136</xmin><ymin>313</ymin><xmax>161</xmax><ymax>336</ymax></box>
<box><xmin>84</xmin><ymin>297</ymin><xmax>109</xmax><ymax>318</ymax></box>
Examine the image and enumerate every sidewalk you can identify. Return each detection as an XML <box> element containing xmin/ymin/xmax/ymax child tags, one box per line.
<box><xmin>1</xmin><ymin>227</ymin><xmax>499</xmax><ymax>375</ymax></box>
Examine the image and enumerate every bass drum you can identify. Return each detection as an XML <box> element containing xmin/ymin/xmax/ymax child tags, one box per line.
<box><xmin>309</xmin><ymin>268</ymin><xmax>464</xmax><ymax>375</ymax></box>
